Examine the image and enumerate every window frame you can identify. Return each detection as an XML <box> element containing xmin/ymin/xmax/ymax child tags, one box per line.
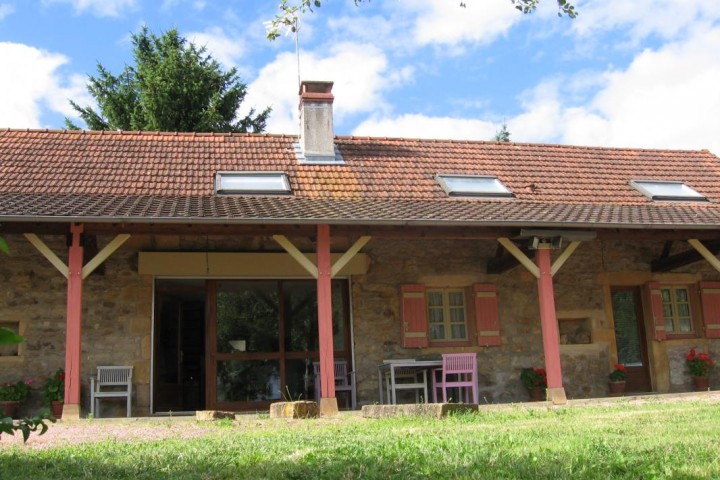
<box><xmin>426</xmin><ymin>288</ymin><xmax>471</xmax><ymax>344</ymax></box>
<box><xmin>215</xmin><ymin>171</ymin><xmax>292</xmax><ymax>195</ymax></box>
<box><xmin>435</xmin><ymin>174</ymin><xmax>514</xmax><ymax>198</ymax></box>
<box><xmin>656</xmin><ymin>284</ymin><xmax>702</xmax><ymax>339</ymax></box>
<box><xmin>0</xmin><ymin>320</ymin><xmax>25</xmax><ymax>361</ymax></box>
<box><xmin>629</xmin><ymin>180</ymin><xmax>707</xmax><ymax>202</ymax></box>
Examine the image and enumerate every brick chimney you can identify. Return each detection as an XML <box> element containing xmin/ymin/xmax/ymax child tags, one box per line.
<box><xmin>298</xmin><ymin>80</ymin><xmax>340</xmax><ymax>163</ymax></box>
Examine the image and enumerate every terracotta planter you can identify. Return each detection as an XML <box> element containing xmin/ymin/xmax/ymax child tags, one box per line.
<box><xmin>608</xmin><ymin>381</ymin><xmax>626</xmax><ymax>397</ymax></box>
<box><xmin>50</xmin><ymin>401</ymin><xmax>64</xmax><ymax>418</ymax></box>
<box><xmin>692</xmin><ymin>376</ymin><xmax>710</xmax><ymax>392</ymax></box>
<box><xmin>527</xmin><ymin>387</ymin><xmax>546</xmax><ymax>401</ymax></box>
<box><xmin>0</xmin><ymin>400</ymin><xmax>20</xmax><ymax>419</ymax></box>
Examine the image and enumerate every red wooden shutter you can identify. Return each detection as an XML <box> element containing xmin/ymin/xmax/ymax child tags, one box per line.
<box><xmin>700</xmin><ymin>282</ymin><xmax>720</xmax><ymax>338</ymax></box>
<box><xmin>644</xmin><ymin>282</ymin><xmax>667</xmax><ymax>340</ymax></box>
<box><xmin>474</xmin><ymin>284</ymin><xmax>501</xmax><ymax>346</ymax></box>
<box><xmin>400</xmin><ymin>284</ymin><xmax>428</xmax><ymax>348</ymax></box>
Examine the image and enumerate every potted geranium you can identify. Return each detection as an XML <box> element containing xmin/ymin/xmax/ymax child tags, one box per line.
<box><xmin>685</xmin><ymin>348</ymin><xmax>713</xmax><ymax>391</ymax></box>
<box><xmin>42</xmin><ymin>368</ymin><xmax>65</xmax><ymax>418</ymax></box>
<box><xmin>0</xmin><ymin>379</ymin><xmax>32</xmax><ymax>418</ymax></box>
<box><xmin>608</xmin><ymin>364</ymin><xmax>626</xmax><ymax>396</ymax></box>
<box><xmin>520</xmin><ymin>367</ymin><xmax>547</xmax><ymax>401</ymax></box>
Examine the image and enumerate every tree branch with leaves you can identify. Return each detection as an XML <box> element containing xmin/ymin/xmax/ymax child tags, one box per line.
<box><xmin>267</xmin><ymin>0</ymin><xmax>576</xmax><ymax>40</ymax></box>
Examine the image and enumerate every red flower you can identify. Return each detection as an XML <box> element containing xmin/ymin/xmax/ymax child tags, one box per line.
<box><xmin>614</xmin><ymin>364</ymin><xmax>625</xmax><ymax>372</ymax></box>
<box><xmin>58</xmin><ymin>372</ymin><xmax>66</xmax><ymax>381</ymax></box>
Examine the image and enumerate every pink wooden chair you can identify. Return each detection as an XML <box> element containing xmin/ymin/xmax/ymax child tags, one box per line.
<box><xmin>432</xmin><ymin>353</ymin><xmax>478</xmax><ymax>404</ymax></box>
<box><xmin>313</xmin><ymin>360</ymin><xmax>357</xmax><ymax>409</ymax></box>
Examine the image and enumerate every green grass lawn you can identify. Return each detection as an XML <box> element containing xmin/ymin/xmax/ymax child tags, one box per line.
<box><xmin>2</xmin><ymin>401</ymin><xmax>720</xmax><ymax>479</ymax></box>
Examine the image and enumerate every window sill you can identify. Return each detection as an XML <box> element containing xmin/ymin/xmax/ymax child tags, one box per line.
<box><xmin>665</xmin><ymin>333</ymin><xmax>697</xmax><ymax>340</ymax></box>
<box><xmin>428</xmin><ymin>340</ymin><xmax>472</xmax><ymax>348</ymax></box>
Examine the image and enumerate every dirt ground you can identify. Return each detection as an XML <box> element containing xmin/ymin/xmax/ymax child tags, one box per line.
<box><xmin>0</xmin><ymin>413</ymin><xmax>359</xmax><ymax>450</ymax></box>
<box><xmin>0</xmin><ymin>417</ymin><xmax>218</xmax><ymax>449</ymax></box>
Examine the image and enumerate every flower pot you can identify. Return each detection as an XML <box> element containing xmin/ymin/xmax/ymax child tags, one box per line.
<box><xmin>0</xmin><ymin>400</ymin><xmax>20</xmax><ymax>419</ymax></box>
<box><xmin>527</xmin><ymin>387</ymin><xmax>546</xmax><ymax>401</ymax></box>
<box><xmin>51</xmin><ymin>401</ymin><xmax>63</xmax><ymax>418</ymax></box>
<box><xmin>692</xmin><ymin>376</ymin><xmax>710</xmax><ymax>392</ymax></box>
<box><xmin>608</xmin><ymin>381</ymin><xmax>626</xmax><ymax>397</ymax></box>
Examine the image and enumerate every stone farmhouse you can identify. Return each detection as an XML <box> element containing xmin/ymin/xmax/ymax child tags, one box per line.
<box><xmin>2</xmin><ymin>81</ymin><xmax>720</xmax><ymax>418</ymax></box>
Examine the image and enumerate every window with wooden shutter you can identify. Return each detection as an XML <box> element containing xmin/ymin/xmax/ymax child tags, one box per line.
<box><xmin>644</xmin><ymin>282</ymin><xmax>667</xmax><ymax>340</ymax></box>
<box><xmin>700</xmin><ymin>282</ymin><xmax>720</xmax><ymax>339</ymax></box>
<box><xmin>401</xmin><ymin>285</ymin><xmax>429</xmax><ymax>348</ymax></box>
<box><xmin>474</xmin><ymin>284</ymin><xmax>501</xmax><ymax>346</ymax></box>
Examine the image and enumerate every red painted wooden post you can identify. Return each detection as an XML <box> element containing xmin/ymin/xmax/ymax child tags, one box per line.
<box><xmin>64</xmin><ymin>223</ymin><xmax>84</xmax><ymax>416</ymax></box>
<box><xmin>316</xmin><ymin>224</ymin><xmax>336</xmax><ymax>404</ymax></box>
<box><xmin>535</xmin><ymin>247</ymin><xmax>564</xmax><ymax>390</ymax></box>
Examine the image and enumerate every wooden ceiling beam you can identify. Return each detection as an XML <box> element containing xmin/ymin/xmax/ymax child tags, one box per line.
<box><xmin>1</xmin><ymin>221</ymin><xmax>720</xmax><ymax>242</ymax></box>
<box><xmin>651</xmin><ymin>240</ymin><xmax>720</xmax><ymax>272</ymax></box>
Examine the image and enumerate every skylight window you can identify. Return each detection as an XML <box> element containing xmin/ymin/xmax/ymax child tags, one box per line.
<box><xmin>435</xmin><ymin>174</ymin><xmax>514</xmax><ymax>198</ymax></box>
<box><xmin>630</xmin><ymin>180</ymin><xmax>707</xmax><ymax>202</ymax></box>
<box><xmin>215</xmin><ymin>172</ymin><xmax>291</xmax><ymax>195</ymax></box>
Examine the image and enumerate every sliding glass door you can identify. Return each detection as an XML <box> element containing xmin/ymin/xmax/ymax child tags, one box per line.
<box><xmin>206</xmin><ymin>279</ymin><xmax>350</xmax><ymax>411</ymax></box>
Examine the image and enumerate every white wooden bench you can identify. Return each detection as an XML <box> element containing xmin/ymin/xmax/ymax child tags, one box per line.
<box><xmin>90</xmin><ymin>366</ymin><xmax>133</xmax><ymax>417</ymax></box>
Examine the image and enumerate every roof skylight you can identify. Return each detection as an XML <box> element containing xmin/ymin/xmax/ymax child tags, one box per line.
<box><xmin>215</xmin><ymin>172</ymin><xmax>291</xmax><ymax>195</ymax></box>
<box><xmin>435</xmin><ymin>174</ymin><xmax>514</xmax><ymax>198</ymax></box>
<box><xmin>629</xmin><ymin>180</ymin><xmax>707</xmax><ymax>202</ymax></box>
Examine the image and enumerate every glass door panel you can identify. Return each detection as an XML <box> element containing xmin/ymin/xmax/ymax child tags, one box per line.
<box><xmin>216</xmin><ymin>281</ymin><xmax>278</xmax><ymax>354</ymax></box>
<box><xmin>284</xmin><ymin>282</ymin><xmax>319</xmax><ymax>352</ymax></box>
<box><xmin>208</xmin><ymin>279</ymin><xmax>350</xmax><ymax>411</ymax></box>
<box><xmin>216</xmin><ymin>360</ymin><xmax>281</xmax><ymax>402</ymax></box>
<box><xmin>611</xmin><ymin>287</ymin><xmax>652</xmax><ymax>393</ymax></box>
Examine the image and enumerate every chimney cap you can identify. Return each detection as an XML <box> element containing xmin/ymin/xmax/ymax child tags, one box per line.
<box><xmin>299</xmin><ymin>80</ymin><xmax>334</xmax><ymax>95</ymax></box>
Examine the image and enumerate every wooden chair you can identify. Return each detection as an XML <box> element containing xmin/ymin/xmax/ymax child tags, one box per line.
<box><xmin>90</xmin><ymin>366</ymin><xmax>133</xmax><ymax>417</ymax></box>
<box><xmin>313</xmin><ymin>360</ymin><xmax>357</xmax><ymax>409</ymax></box>
<box><xmin>432</xmin><ymin>353</ymin><xmax>478</xmax><ymax>404</ymax></box>
<box><xmin>385</xmin><ymin>368</ymin><xmax>428</xmax><ymax>404</ymax></box>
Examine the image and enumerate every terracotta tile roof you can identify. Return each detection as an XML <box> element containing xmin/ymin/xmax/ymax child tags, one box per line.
<box><xmin>1</xmin><ymin>129</ymin><xmax>719</xmax><ymax>228</ymax></box>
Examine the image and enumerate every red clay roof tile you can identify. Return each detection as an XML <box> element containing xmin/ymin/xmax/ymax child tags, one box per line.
<box><xmin>1</xmin><ymin>129</ymin><xmax>719</xmax><ymax>228</ymax></box>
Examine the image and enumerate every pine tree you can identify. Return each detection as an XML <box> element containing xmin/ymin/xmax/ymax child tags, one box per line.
<box><xmin>66</xmin><ymin>26</ymin><xmax>270</xmax><ymax>133</ymax></box>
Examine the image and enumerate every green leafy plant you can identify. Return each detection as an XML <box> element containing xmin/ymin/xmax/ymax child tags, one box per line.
<box><xmin>0</xmin><ymin>410</ymin><xmax>54</xmax><ymax>443</ymax></box>
<box><xmin>42</xmin><ymin>368</ymin><xmax>65</xmax><ymax>404</ymax></box>
<box><xmin>0</xmin><ymin>380</ymin><xmax>32</xmax><ymax>402</ymax></box>
<box><xmin>686</xmin><ymin>348</ymin><xmax>714</xmax><ymax>377</ymax></box>
<box><xmin>608</xmin><ymin>364</ymin><xmax>626</xmax><ymax>382</ymax></box>
<box><xmin>520</xmin><ymin>367</ymin><xmax>547</xmax><ymax>389</ymax></box>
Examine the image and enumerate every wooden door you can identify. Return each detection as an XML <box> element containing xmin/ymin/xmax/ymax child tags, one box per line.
<box><xmin>611</xmin><ymin>287</ymin><xmax>652</xmax><ymax>393</ymax></box>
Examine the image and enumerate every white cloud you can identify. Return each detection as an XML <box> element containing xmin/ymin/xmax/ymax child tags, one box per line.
<box><xmin>572</xmin><ymin>0</ymin><xmax>720</xmax><ymax>41</ymax></box>
<box><xmin>399</xmin><ymin>0</ymin><xmax>521</xmax><ymax>48</ymax></box>
<box><xmin>353</xmin><ymin>114</ymin><xmax>498</xmax><ymax>140</ymax></box>
<box><xmin>243</xmin><ymin>42</ymin><xmax>410</xmax><ymax>134</ymax></box>
<box><xmin>510</xmin><ymin>81</ymin><xmax>564</xmax><ymax>142</ymax></box>
<box><xmin>0</xmin><ymin>3</ymin><xmax>14</xmax><ymax>20</ymax></box>
<box><xmin>509</xmin><ymin>25</ymin><xmax>720</xmax><ymax>155</ymax></box>
<box><xmin>0</xmin><ymin>42</ymin><xmax>90</xmax><ymax>128</ymax></box>
<box><xmin>187</xmin><ymin>27</ymin><xmax>244</xmax><ymax>68</ymax></box>
<box><xmin>326</xmin><ymin>0</ymin><xmax>521</xmax><ymax>53</ymax></box>
<box><xmin>42</xmin><ymin>0</ymin><xmax>136</xmax><ymax>17</ymax></box>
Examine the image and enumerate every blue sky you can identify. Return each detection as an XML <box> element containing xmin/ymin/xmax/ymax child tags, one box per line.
<box><xmin>1</xmin><ymin>0</ymin><xmax>719</xmax><ymax>154</ymax></box>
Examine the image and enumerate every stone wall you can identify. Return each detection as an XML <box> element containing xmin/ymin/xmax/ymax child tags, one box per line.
<box><xmin>351</xmin><ymin>238</ymin><xmax>615</xmax><ymax>405</ymax></box>
<box><xmin>0</xmin><ymin>234</ymin><xmax>152</xmax><ymax>417</ymax></box>
<box><xmin>2</xmin><ymin>232</ymin><xmax>720</xmax><ymax>415</ymax></box>
<box><xmin>352</xmin><ymin>237</ymin><xmax>720</xmax><ymax>405</ymax></box>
